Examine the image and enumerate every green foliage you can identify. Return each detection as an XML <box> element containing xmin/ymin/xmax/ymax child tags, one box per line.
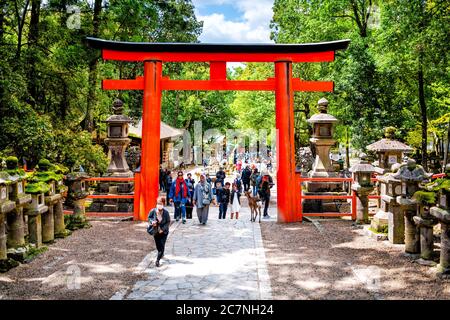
<box><xmin>0</xmin><ymin>0</ymin><xmax>202</xmax><ymax>173</ymax></box>
<box><xmin>270</xmin><ymin>0</ymin><xmax>449</xmax><ymax>154</ymax></box>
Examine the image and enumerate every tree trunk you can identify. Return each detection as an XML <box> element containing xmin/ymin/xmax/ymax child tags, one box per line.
<box><xmin>418</xmin><ymin>58</ymin><xmax>428</xmax><ymax>170</ymax></box>
<box><xmin>0</xmin><ymin>0</ymin><xmax>5</xmax><ymax>105</ymax></box>
<box><xmin>444</xmin><ymin>117</ymin><xmax>450</xmax><ymax>171</ymax></box>
<box><xmin>14</xmin><ymin>0</ymin><xmax>30</xmax><ymax>60</ymax></box>
<box><xmin>84</xmin><ymin>0</ymin><xmax>102</xmax><ymax>132</ymax></box>
<box><xmin>346</xmin><ymin>126</ymin><xmax>350</xmax><ymax>169</ymax></box>
<box><xmin>27</xmin><ymin>0</ymin><xmax>41</xmax><ymax>108</ymax></box>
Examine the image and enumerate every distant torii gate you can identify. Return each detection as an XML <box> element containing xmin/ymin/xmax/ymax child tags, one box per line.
<box><xmin>87</xmin><ymin>37</ymin><xmax>350</xmax><ymax>223</ymax></box>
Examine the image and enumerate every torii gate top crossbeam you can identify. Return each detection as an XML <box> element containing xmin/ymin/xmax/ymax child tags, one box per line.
<box><xmin>86</xmin><ymin>37</ymin><xmax>350</xmax><ymax>62</ymax></box>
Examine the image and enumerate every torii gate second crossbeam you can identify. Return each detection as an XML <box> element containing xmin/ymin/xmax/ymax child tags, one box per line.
<box><xmin>87</xmin><ymin>37</ymin><xmax>350</xmax><ymax>223</ymax></box>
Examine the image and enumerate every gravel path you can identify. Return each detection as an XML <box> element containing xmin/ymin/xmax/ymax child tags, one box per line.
<box><xmin>0</xmin><ymin>220</ymin><xmax>153</xmax><ymax>300</ymax></box>
<box><xmin>260</xmin><ymin>219</ymin><xmax>450</xmax><ymax>300</ymax></box>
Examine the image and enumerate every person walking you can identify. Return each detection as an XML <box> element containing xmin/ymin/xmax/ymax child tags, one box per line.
<box><xmin>217</xmin><ymin>182</ymin><xmax>231</xmax><ymax>219</ymax></box>
<box><xmin>185</xmin><ymin>172</ymin><xmax>195</xmax><ymax>219</ymax></box>
<box><xmin>241</xmin><ymin>165</ymin><xmax>252</xmax><ymax>192</ymax></box>
<box><xmin>258</xmin><ymin>170</ymin><xmax>274</xmax><ymax>219</ymax></box>
<box><xmin>230</xmin><ymin>183</ymin><xmax>241</xmax><ymax>219</ymax></box>
<box><xmin>168</xmin><ymin>171</ymin><xmax>189</xmax><ymax>223</ymax></box>
<box><xmin>250</xmin><ymin>168</ymin><xmax>260</xmax><ymax>197</ymax></box>
<box><xmin>159</xmin><ymin>166</ymin><xmax>166</xmax><ymax>191</ymax></box>
<box><xmin>192</xmin><ymin>174</ymin><xmax>213</xmax><ymax>225</ymax></box>
<box><xmin>165</xmin><ymin>169</ymin><xmax>172</xmax><ymax>205</ymax></box>
<box><xmin>216</xmin><ymin>167</ymin><xmax>226</xmax><ymax>186</ymax></box>
<box><xmin>147</xmin><ymin>196</ymin><xmax>171</xmax><ymax>267</ymax></box>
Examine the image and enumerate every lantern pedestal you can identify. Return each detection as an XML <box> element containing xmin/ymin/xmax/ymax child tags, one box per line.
<box><xmin>430</xmin><ymin>206</ymin><xmax>450</xmax><ymax>275</ymax></box>
<box><xmin>7</xmin><ymin>193</ymin><xmax>31</xmax><ymax>248</ymax></box>
<box><xmin>0</xmin><ymin>200</ymin><xmax>16</xmax><ymax>261</ymax></box>
<box><xmin>353</xmin><ymin>186</ymin><xmax>372</xmax><ymax>224</ymax></box>
<box><xmin>397</xmin><ymin>197</ymin><xmax>420</xmax><ymax>254</ymax></box>
<box><xmin>42</xmin><ymin>193</ymin><xmax>62</xmax><ymax>243</ymax></box>
<box><xmin>412</xmin><ymin>205</ymin><xmax>438</xmax><ymax>261</ymax></box>
<box><xmin>25</xmin><ymin>193</ymin><xmax>49</xmax><ymax>248</ymax></box>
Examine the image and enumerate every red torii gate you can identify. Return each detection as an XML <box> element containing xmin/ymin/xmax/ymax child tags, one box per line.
<box><xmin>87</xmin><ymin>37</ymin><xmax>350</xmax><ymax>223</ymax></box>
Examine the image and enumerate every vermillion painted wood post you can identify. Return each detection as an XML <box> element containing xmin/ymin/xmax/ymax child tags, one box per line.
<box><xmin>275</xmin><ymin>61</ymin><xmax>297</xmax><ymax>222</ymax></box>
<box><xmin>86</xmin><ymin>38</ymin><xmax>350</xmax><ymax>222</ymax></box>
<box><xmin>141</xmin><ymin>60</ymin><xmax>162</xmax><ymax>218</ymax></box>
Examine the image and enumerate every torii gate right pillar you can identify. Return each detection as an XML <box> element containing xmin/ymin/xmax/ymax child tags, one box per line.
<box><xmin>275</xmin><ymin>61</ymin><xmax>300</xmax><ymax>223</ymax></box>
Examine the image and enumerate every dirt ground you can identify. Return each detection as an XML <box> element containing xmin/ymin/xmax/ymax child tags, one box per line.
<box><xmin>0</xmin><ymin>220</ymin><xmax>153</xmax><ymax>300</ymax></box>
<box><xmin>260</xmin><ymin>219</ymin><xmax>450</xmax><ymax>300</ymax></box>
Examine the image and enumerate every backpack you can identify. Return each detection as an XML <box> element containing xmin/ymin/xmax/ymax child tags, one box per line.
<box><xmin>260</xmin><ymin>175</ymin><xmax>273</xmax><ymax>189</ymax></box>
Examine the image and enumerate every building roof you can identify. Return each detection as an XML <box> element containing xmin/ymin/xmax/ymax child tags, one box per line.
<box><xmin>366</xmin><ymin>139</ymin><xmax>413</xmax><ymax>152</ymax></box>
<box><xmin>129</xmin><ymin>120</ymin><xmax>183</xmax><ymax>140</ymax></box>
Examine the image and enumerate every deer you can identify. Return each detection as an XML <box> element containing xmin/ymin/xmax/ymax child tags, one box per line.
<box><xmin>245</xmin><ymin>191</ymin><xmax>262</xmax><ymax>223</ymax></box>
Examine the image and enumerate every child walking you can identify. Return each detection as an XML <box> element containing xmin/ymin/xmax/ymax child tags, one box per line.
<box><xmin>218</xmin><ymin>182</ymin><xmax>231</xmax><ymax>219</ymax></box>
<box><xmin>230</xmin><ymin>183</ymin><xmax>241</xmax><ymax>219</ymax></box>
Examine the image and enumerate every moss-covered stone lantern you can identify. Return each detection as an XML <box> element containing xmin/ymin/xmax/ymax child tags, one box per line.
<box><xmin>350</xmin><ymin>153</ymin><xmax>375</xmax><ymax>224</ymax></box>
<box><xmin>24</xmin><ymin>161</ymin><xmax>55</xmax><ymax>248</ymax></box>
<box><xmin>394</xmin><ymin>158</ymin><xmax>432</xmax><ymax>255</ymax></box>
<box><xmin>0</xmin><ymin>173</ymin><xmax>16</xmax><ymax>266</ymax></box>
<box><xmin>65</xmin><ymin>169</ymin><xmax>90</xmax><ymax>230</ymax></box>
<box><xmin>3</xmin><ymin>156</ymin><xmax>32</xmax><ymax>248</ymax></box>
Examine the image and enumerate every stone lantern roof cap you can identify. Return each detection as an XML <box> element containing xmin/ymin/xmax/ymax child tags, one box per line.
<box><xmin>105</xmin><ymin>98</ymin><xmax>133</xmax><ymax>123</ymax></box>
<box><xmin>105</xmin><ymin>114</ymin><xmax>133</xmax><ymax>124</ymax></box>
<box><xmin>350</xmin><ymin>153</ymin><xmax>375</xmax><ymax>173</ymax></box>
<box><xmin>366</xmin><ymin>138</ymin><xmax>413</xmax><ymax>152</ymax></box>
<box><xmin>307</xmin><ymin>97</ymin><xmax>338</xmax><ymax>124</ymax></box>
<box><xmin>307</xmin><ymin>113</ymin><xmax>338</xmax><ymax>124</ymax></box>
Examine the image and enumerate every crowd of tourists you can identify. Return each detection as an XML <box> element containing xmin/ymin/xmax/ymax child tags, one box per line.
<box><xmin>148</xmin><ymin>164</ymin><xmax>274</xmax><ymax>267</ymax></box>
<box><xmin>157</xmin><ymin>165</ymin><xmax>274</xmax><ymax>223</ymax></box>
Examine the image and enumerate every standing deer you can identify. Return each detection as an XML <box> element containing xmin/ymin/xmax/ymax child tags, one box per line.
<box><xmin>245</xmin><ymin>191</ymin><xmax>261</xmax><ymax>223</ymax></box>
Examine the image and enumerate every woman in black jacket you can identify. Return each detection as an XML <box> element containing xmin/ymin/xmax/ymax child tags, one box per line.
<box><xmin>148</xmin><ymin>196</ymin><xmax>171</xmax><ymax>267</ymax></box>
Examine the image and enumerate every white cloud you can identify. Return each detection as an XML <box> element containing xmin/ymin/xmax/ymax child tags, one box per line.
<box><xmin>193</xmin><ymin>0</ymin><xmax>274</xmax><ymax>43</ymax></box>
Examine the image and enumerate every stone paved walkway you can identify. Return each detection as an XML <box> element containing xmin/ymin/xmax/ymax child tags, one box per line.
<box><xmin>117</xmin><ymin>205</ymin><xmax>272</xmax><ymax>300</ymax></box>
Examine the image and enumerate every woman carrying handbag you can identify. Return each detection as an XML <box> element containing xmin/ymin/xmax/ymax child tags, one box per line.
<box><xmin>147</xmin><ymin>196</ymin><xmax>171</xmax><ymax>267</ymax></box>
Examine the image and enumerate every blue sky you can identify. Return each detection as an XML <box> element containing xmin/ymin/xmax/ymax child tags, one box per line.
<box><xmin>192</xmin><ymin>0</ymin><xmax>275</xmax><ymax>43</ymax></box>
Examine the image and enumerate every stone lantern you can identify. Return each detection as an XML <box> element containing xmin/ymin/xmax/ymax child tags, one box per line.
<box><xmin>3</xmin><ymin>157</ymin><xmax>31</xmax><ymax>248</ymax></box>
<box><xmin>429</xmin><ymin>163</ymin><xmax>450</xmax><ymax>275</ymax></box>
<box><xmin>393</xmin><ymin>158</ymin><xmax>432</xmax><ymax>254</ymax></box>
<box><xmin>307</xmin><ymin>98</ymin><xmax>339</xmax><ymax>186</ymax></box>
<box><xmin>0</xmin><ymin>173</ymin><xmax>16</xmax><ymax>266</ymax></box>
<box><xmin>24</xmin><ymin>178</ymin><xmax>50</xmax><ymax>248</ymax></box>
<box><xmin>350</xmin><ymin>153</ymin><xmax>375</xmax><ymax>224</ymax></box>
<box><xmin>90</xmin><ymin>99</ymin><xmax>134</xmax><ymax>214</ymax></box>
<box><xmin>302</xmin><ymin>98</ymin><xmax>349</xmax><ymax>215</ymax></box>
<box><xmin>367</xmin><ymin>127</ymin><xmax>413</xmax><ymax>174</ymax></box>
<box><xmin>65</xmin><ymin>170</ymin><xmax>90</xmax><ymax>230</ymax></box>
<box><xmin>104</xmin><ymin>99</ymin><xmax>133</xmax><ymax>177</ymax></box>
